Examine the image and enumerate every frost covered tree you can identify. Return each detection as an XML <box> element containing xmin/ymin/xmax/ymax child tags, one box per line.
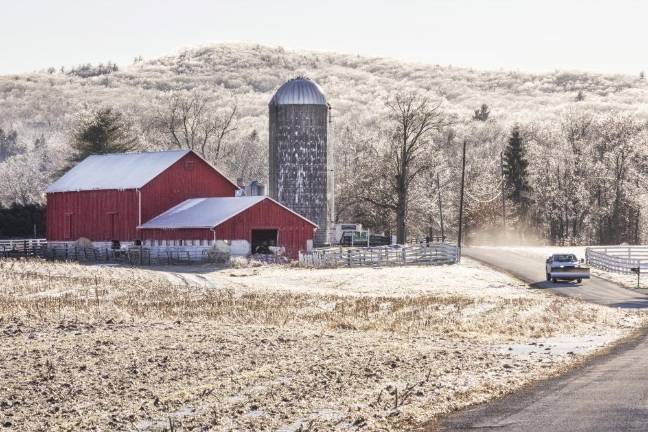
<box><xmin>225</xmin><ymin>129</ymin><xmax>267</xmax><ymax>182</ymax></box>
<box><xmin>333</xmin><ymin>122</ymin><xmax>393</xmax><ymax>232</ymax></box>
<box><xmin>521</xmin><ymin>111</ymin><xmax>648</xmax><ymax>244</ymax></box>
<box><xmin>472</xmin><ymin>104</ymin><xmax>490</xmax><ymax>121</ymax></box>
<box><xmin>0</xmin><ymin>154</ymin><xmax>48</xmax><ymax>206</ymax></box>
<box><xmin>0</xmin><ymin>128</ymin><xmax>20</xmax><ymax>161</ymax></box>
<box><xmin>357</xmin><ymin>93</ymin><xmax>449</xmax><ymax>243</ymax></box>
<box><xmin>70</xmin><ymin>108</ymin><xmax>138</xmax><ymax>164</ymax></box>
<box><xmin>158</xmin><ymin>91</ymin><xmax>238</xmax><ymax>164</ymax></box>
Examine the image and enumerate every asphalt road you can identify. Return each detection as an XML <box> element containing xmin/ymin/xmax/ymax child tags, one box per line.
<box><xmin>433</xmin><ymin>246</ymin><xmax>648</xmax><ymax>432</ymax></box>
<box><xmin>463</xmin><ymin>246</ymin><xmax>648</xmax><ymax>309</ymax></box>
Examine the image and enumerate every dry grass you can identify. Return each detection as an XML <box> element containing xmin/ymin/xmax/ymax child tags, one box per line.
<box><xmin>0</xmin><ymin>258</ymin><xmax>644</xmax><ymax>431</ymax></box>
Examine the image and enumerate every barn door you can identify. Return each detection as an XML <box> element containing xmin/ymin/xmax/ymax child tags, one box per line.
<box><xmin>251</xmin><ymin>229</ymin><xmax>278</xmax><ymax>254</ymax></box>
<box><xmin>109</xmin><ymin>212</ymin><xmax>119</xmax><ymax>240</ymax></box>
<box><xmin>64</xmin><ymin>213</ymin><xmax>73</xmax><ymax>240</ymax></box>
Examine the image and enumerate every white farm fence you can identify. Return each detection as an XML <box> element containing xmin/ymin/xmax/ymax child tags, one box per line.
<box><xmin>42</xmin><ymin>244</ymin><xmax>223</xmax><ymax>265</ymax></box>
<box><xmin>586</xmin><ymin>246</ymin><xmax>648</xmax><ymax>274</ymax></box>
<box><xmin>0</xmin><ymin>238</ymin><xmax>47</xmax><ymax>257</ymax></box>
<box><xmin>299</xmin><ymin>243</ymin><xmax>460</xmax><ymax>268</ymax></box>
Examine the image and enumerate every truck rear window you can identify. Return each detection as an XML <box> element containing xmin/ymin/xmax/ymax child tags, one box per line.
<box><xmin>554</xmin><ymin>254</ymin><xmax>576</xmax><ymax>262</ymax></box>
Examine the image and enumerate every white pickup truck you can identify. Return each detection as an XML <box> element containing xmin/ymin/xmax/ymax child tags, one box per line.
<box><xmin>545</xmin><ymin>253</ymin><xmax>590</xmax><ymax>283</ymax></box>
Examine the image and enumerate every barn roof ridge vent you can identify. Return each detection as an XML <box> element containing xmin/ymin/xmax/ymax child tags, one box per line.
<box><xmin>89</xmin><ymin>149</ymin><xmax>189</xmax><ymax>157</ymax></box>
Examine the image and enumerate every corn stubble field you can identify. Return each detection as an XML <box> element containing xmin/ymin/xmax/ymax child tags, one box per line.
<box><xmin>0</xmin><ymin>259</ymin><xmax>644</xmax><ymax>431</ymax></box>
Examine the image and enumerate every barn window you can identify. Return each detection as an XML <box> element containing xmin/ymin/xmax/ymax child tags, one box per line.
<box><xmin>184</xmin><ymin>161</ymin><xmax>195</xmax><ymax>171</ymax></box>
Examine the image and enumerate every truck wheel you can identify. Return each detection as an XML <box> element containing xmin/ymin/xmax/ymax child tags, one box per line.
<box><xmin>577</xmin><ymin>278</ymin><xmax>582</xmax><ymax>283</ymax></box>
<box><xmin>552</xmin><ymin>278</ymin><xmax>557</xmax><ymax>283</ymax></box>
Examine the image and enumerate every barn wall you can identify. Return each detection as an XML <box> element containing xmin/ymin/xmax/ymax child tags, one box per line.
<box><xmin>140</xmin><ymin>199</ymin><xmax>316</xmax><ymax>258</ymax></box>
<box><xmin>140</xmin><ymin>152</ymin><xmax>237</xmax><ymax>222</ymax></box>
<box><xmin>46</xmin><ymin>190</ymin><xmax>139</xmax><ymax>241</ymax></box>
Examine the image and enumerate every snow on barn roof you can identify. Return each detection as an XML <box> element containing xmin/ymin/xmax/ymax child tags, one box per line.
<box><xmin>47</xmin><ymin>150</ymin><xmax>190</xmax><ymax>193</ymax></box>
<box><xmin>138</xmin><ymin>196</ymin><xmax>318</xmax><ymax>229</ymax></box>
<box><xmin>47</xmin><ymin>149</ymin><xmax>237</xmax><ymax>193</ymax></box>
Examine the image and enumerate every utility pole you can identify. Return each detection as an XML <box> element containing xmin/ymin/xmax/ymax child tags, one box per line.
<box><xmin>501</xmin><ymin>150</ymin><xmax>506</xmax><ymax>230</ymax></box>
<box><xmin>436</xmin><ymin>172</ymin><xmax>445</xmax><ymax>242</ymax></box>
<box><xmin>328</xmin><ymin>105</ymin><xmax>335</xmax><ymax>246</ymax></box>
<box><xmin>458</xmin><ymin>140</ymin><xmax>467</xmax><ymax>253</ymax></box>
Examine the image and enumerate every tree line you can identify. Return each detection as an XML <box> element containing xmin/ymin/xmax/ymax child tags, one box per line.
<box><xmin>335</xmin><ymin>98</ymin><xmax>648</xmax><ymax>245</ymax></box>
<box><xmin>1</xmin><ymin>88</ymin><xmax>647</xmax><ymax>245</ymax></box>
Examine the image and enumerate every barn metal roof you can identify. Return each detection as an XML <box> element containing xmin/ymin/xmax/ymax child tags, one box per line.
<box><xmin>47</xmin><ymin>150</ymin><xmax>191</xmax><ymax>193</ymax></box>
<box><xmin>269</xmin><ymin>77</ymin><xmax>327</xmax><ymax>106</ymax></box>
<box><xmin>138</xmin><ymin>196</ymin><xmax>318</xmax><ymax>229</ymax></box>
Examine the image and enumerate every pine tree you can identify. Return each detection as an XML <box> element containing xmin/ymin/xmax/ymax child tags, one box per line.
<box><xmin>503</xmin><ymin>126</ymin><xmax>531</xmax><ymax>217</ymax></box>
<box><xmin>472</xmin><ymin>103</ymin><xmax>490</xmax><ymax>121</ymax></box>
<box><xmin>71</xmin><ymin>108</ymin><xmax>137</xmax><ymax>163</ymax></box>
<box><xmin>0</xmin><ymin>128</ymin><xmax>20</xmax><ymax>162</ymax></box>
<box><xmin>575</xmin><ymin>90</ymin><xmax>585</xmax><ymax>102</ymax></box>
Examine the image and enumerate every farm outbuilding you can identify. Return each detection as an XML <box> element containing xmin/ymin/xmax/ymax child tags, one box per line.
<box><xmin>138</xmin><ymin>196</ymin><xmax>317</xmax><ymax>258</ymax></box>
<box><xmin>46</xmin><ymin>150</ymin><xmax>238</xmax><ymax>243</ymax></box>
<box><xmin>45</xmin><ymin>149</ymin><xmax>318</xmax><ymax>259</ymax></box>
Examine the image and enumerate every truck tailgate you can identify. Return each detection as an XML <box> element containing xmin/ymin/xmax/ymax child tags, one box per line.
<box><xmin>551</xmin><ymin>267</ymin><xmax>590</xmax><ymax>279</ymax></box>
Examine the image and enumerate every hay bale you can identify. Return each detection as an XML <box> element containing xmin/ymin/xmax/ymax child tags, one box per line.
<box><xmin>207</xmin><ymin>242</ymin><xmax>230</xmax><ymax>264</ymax></box>
<box><xmin>74</xmin><ymin>237</ymin><xmax>93</xmax><ymax>248</ymax></box>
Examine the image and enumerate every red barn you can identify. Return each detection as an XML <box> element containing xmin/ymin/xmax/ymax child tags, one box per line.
<box><xmin>46</xmin><ymin>150</ymin><xmax>317</xmax><ymax>258</ymax></box>
<box><xmin>46</xmin><ymin>150</ymin><xmax>237</xmax><ymax>243</ymax></box>
<box><xmin>138</xmin><ymin>196</ymin><xmax>317</xmax><ymax>258</ymax></box>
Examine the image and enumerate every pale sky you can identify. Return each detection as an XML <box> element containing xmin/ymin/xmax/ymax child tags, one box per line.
<box><xmin>1</xmin><ymin>0</ymin><xmax>646</xmax><ymax>75</ymax></box>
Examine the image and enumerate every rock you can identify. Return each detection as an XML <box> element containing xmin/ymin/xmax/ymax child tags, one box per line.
<box><xmin>352</xmin><ymin>416</ymin><xmax>366</xmax><ymax>426</ymax></box>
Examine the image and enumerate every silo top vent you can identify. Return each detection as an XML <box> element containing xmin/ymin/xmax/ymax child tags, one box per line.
<box><xmin>269</xmin><ymin>77</ymin><xmax>327</xmax><ymax>106</ymax></box>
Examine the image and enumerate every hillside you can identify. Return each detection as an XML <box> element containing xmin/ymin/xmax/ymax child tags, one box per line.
<box><xmin>2</xmin><ymin>43</ymin><xmax>648</xmax><ymax>242</ymax></box>
<box><xmin>3</xmin><ymin>43</ymin><xmax>648</xmax><ymax>148</ymax></box>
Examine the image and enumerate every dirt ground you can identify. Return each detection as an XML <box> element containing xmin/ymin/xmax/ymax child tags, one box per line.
<box><xmin>0</xmin><ymin>258</ymin><xmax>644</xmax><ymax>431</ymax></box>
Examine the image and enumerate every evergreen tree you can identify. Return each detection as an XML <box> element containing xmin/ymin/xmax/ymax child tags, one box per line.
<box><xmin>575</xmin><ymin>90</ymin><xmax>585</xmax><ymax>102</ymax></box>
<box><xmin>0</xmin><ymin>128</ymin><xmax>20</xmax><ymax>162</ymax></box>
<box><xmin>503</xmin><ymin>126</ymin><xmax>531</xmax><ymax>217</ymax></box>
<box><xmin>71</xmin><ymin>108</ymin><xmax>137</xmax><ymax>163</ymax></box>
<box><xmin>472</xmin><ymin>103</ymin><xmax>490</xmax><ymax>121</ymax></box>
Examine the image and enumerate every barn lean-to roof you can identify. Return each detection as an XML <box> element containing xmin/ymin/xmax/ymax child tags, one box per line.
<box><xmin>46</xmin><ymin>149</ymin><xmax>238</xmax><ymax>193</ymax></box>
<box><xmin>137</xmin><ymin>196</ymin><xmax>318</xmax><ymax>229</ymax></box>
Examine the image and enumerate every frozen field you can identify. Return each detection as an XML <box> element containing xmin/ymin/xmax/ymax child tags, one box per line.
<box><xmin>0</xmin><ymin>258</ymin><xmax>644</xmax><ymax>431</ymax></box>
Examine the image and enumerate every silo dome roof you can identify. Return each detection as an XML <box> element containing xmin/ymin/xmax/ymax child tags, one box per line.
<box><xmin>269</xmin><ymin>77</ymin><xmax>327</xmax><ymax>106</ymax></box>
